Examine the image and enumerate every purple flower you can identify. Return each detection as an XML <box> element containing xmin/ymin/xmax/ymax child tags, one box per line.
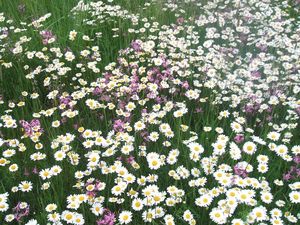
<box><xmin>257</xmin><ymin>44</ymin><xmax>267</xmax><ymax>51</ymax></box>
<box><xmin>100</xmin><ymin>95</ymin><xmax>111</xmax><ymax>102</ymax></box>
<box><xmin>20</xmin><ymin>119</ymin><xmax>43</xmax><ymax>137</ymax></box>
<box><xmin>32</xmin><ymin>166</ymin><xmax>39</xmax><ymax>174</ymax></box>
<box><xmin>195</xmin><ymin>107</ymin><xmax>203</xmax><ymax>113</ymax></box>
<box><xmin>155</xmin><ymin>96</ymin><xmax>163</xmax><ymax>104</ymax></box>
<box><xmin>176</xmin><ymin>17</ymin><xmax>184</xmax><ymax>24</ymax></box>
<box><xmin>61</xmin><ymin>117</ymin><xmax>67</xmax><ymax>123</ymax></box>
<box><xmin>283</xmin><ymin>156</ymin><xmax>300</xmax><ymax>182</ymax></box>
<box><xmin>113</xmin><ymin>119</ymin><xmax>125</xmax><ymax>132</ymax></box>
<box><xmin>86</xmin><ymin>191</ymin><xmax>96</xmax><ymax>198</ymax></box>
<box><xmin>141</xmin><ymin>109</ymin><xmax>147</xmax><ymax>114</ymax></box>
<box><xmin>40</xmin><ymin>30</ymin><xmax>56</xmax><ymax>45</ymax></box>
<box><xmin>117</xmin><ymin>156</ymin><xmax>123</xmax><ymax>161</ymax></box>
<box><xmin>283</xmin><ymin>172</ymin><xmax>292</xmax><ymax>181</ymax></box>
<box><xmin>118</xmin><ymin>101</ymin><xmax>127</xmax><ymax>110</ymax></box>
<box><xmin>245</xmin><ymin>100</ymin><xmax>260</xmax><ymax>112</ymax></box>
<box><xmin>93</xmin><ymin>87</ymin><xmax>103</xmax><ymax>95</ymax></box>
<box><xmin>141</xmin><ymin>131</ymin><xmax>150</xmax><ymax>142</ymax></box>
<box><xmin>59</xmin><ymin>96</ymin><xmax>72</xmax><ymax>105</ymax></box>
<box><xmin>293</xmin><ymin>155</ymin><xmax>300</xmax><ymax>164</ymax></box>
<box><xmin>181</xmin><ymin>81</ymin><xmax>189</xmax><ymax>89</ymax></box>
<box><xmin>296</xmin><ymin>169</ymin><xmax>300</xmax><ymax>177</ymax></box>
<box><xmin>244</xmin><ymin>104</ymin><xmax>254</xmax><ymax>114</ymax></box>
<box><xmin>266</xmin><ymin>115</ymin><xmax>273</xmax><ymax>122</ymax></box>
<box><xmin>251</xmin><ymin>71</ymin><xmax>261</xmax><ymax>78</ymax></box>
<box><xmin>85</xmin><ymin>179</ymin><xmax>104</xmax><ymax>197</ymax></box>
<box><xmin>1</xmin><ymin>30</ymin><xmax>9</xmax><ymax>36</ymax></box>
<box><xmin>131</xmin><ymin>40</ymin><xmax>142</xmax><ymax>52</ymax></box>
<box><xmin>233</xmin><ymin>164</ymin><xmax>248</xmax><ymax>178</ymax></box>
<box><xmin>97</xmin><ymin>209</ymin><xmax>115</xmax><ymax>225</ymax></box>
<box><xmin>13</xmin><ymin>202</ymin><xmax>30</xmax><ymax>222</ymax></box>
<box><xmin>234</xmin><ymin>134</ymin><xmax>244</xmax><ymax>144</ymax></box>
<box><xmin>147</xmin><ymin>92</ymin><xmax>157</xmax><ymax>99</ymax></box>
<box><xmin>266</xmin><ymin>107</ymin><xmax>273</xmax><ymax>113</ymax></box>
<box><xmin>127</xmin><ymin>156</ymin><xmax>135</xmax><ymax>164</ymax></box>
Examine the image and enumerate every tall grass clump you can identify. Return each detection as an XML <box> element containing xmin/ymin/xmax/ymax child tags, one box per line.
<box><xmin>0</xmin><ymin>0</ymin><xmax>300</xmax><ymax>225</ymax></box>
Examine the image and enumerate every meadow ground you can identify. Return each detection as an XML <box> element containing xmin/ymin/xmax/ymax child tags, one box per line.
<box><xmin>0</xmin><ymin>0</ymin><xmax>300</xmax><ymax>225</ymax></box>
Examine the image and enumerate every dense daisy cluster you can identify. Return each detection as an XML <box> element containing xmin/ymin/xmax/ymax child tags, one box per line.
<box><xmin>0</xmin><ymin>0</ymin><xmax>300</xmax><ymax>224</ymax></box>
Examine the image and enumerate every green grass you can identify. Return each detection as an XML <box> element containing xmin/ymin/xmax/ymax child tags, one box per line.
<box><xmin>0</xmin><ymin>0</ymin><xmax>300</xmax><ymax>224</ymax></box>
